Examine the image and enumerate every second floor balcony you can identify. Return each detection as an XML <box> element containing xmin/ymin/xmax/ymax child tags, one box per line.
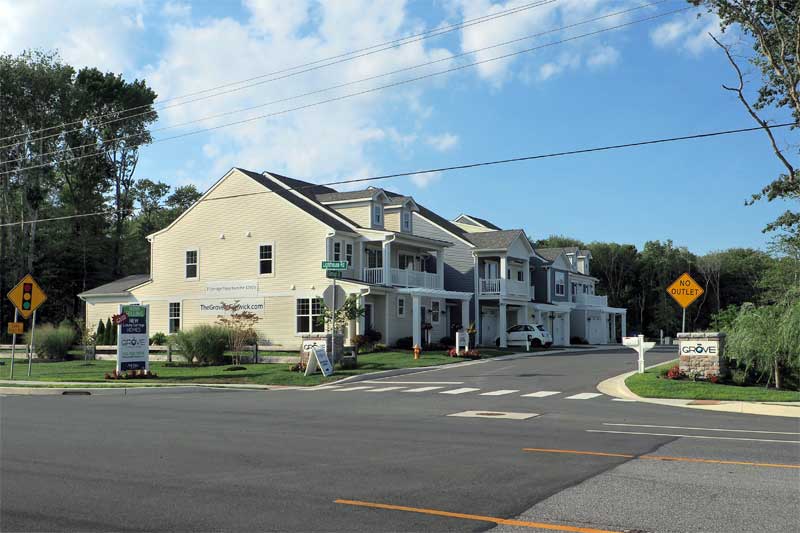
<box><xmin>573</xmin><ymin>293</ymin><xmax>608</xmax><ymax>306</ymax></box>
<box><xmin>362</xmin><ymin>267</ymin><xmax>441</xmax><ymax>289</ymax></box>
<box><xmin>479</xmin><ymin>278</ymin><xmax>530</xmax><ymax>299</ymax></box>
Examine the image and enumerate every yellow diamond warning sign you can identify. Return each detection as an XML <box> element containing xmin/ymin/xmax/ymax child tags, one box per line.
<box><xmin>7</xmin><ymin>274</ymin><xmax>47</xmax><ymax>319</ymax></box>
<box><xmin>666</xmin><ymin>272</ymin><xmax>704</xmax><ymax>309</ymax></box>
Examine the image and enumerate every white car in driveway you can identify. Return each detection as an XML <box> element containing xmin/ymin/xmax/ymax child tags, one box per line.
<box><xmin>496</xmin><ymin>324</ymin><xmax>553</xmax><ymax>348</ymax></box>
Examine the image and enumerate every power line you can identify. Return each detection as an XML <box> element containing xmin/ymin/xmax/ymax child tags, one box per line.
<box><xmin>0</xmin><ymin>0</ymin><xmax>557</xmax><ymax>146</ymax></box>
<box><xmin>0</xmin><ymin>5</ymin><xmax>688</xmax><ymax>175</ymax></box>
<box><xmin>3</xmin><ymin>121</ymin><xmax>794</xmax><ymax>228</ymax></box>
<box><xmin>3</xmin><ymin>1</ymin><xmax>669</xmax><ymax>165</ymax></box>
<box><xmin>3</xmin><ymin>1</ymin><xmax>666</xmax><ymax>166</ymax></box>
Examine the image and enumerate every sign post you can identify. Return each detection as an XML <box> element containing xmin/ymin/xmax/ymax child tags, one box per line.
<box><xmin>116</xmin><ymin>304</ymin><xmax>150</xmax><ymax>373</ymax></box>
<box><xmin>7</xmin><ymin>274</ymin><xmax>47</xmax><ymax>377</ymax></box>
<box><xmin>321</xmin><ymin>261</ymin><xmax>348</xmax><ymax>365</ymax></box>
<box><xmin>622</xmin><ymin>334</ymin><xmax>656</xmax><ymax>374</ymax></box>
<box><xmin>666</xmin><ymin>273</ymin><xmax>704</xmax><ymax>333</ymax></box>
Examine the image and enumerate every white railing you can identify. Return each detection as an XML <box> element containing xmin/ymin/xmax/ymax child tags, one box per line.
<box><xmin>391</xmin><ymin>268</ymin><xmax>441</xmax><ymax>289</ymax></box>
<box><xmin>479</xmin><ymin>278</ymin><xmax>530</xmax><ymax>298</ymax></box>
<box><xmin>362</xmin><ymin>267</ymin><xmax>383</xmax><ymax>285</ymax></box>
<box><xmin>574</xmin><ymin>293</ymin><xmax>608</xmax><ymax>306</ymax></box>
<box><xmin>480</xmin><ymin>278</ymin><xmax>501</xmax><ymax>294</ymax></box>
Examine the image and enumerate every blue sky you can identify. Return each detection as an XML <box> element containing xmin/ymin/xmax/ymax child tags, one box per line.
<box><xmin>1</xmin><ymin>0</ymin><xmax>794</xmax><ymax>254</ymax></box>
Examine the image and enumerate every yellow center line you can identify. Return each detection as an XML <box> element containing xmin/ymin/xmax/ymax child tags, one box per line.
<box><xmin>335</xmin><ymin>499</ymin><xmax>623</xmax><ymax>533</ymax></box>
<box><xmin>522</xmin><ymin>448</ymin><xmax>800</xmax><ymax>469</ymax></box>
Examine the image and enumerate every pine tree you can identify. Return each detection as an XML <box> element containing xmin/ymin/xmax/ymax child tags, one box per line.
<box><xmin>96</xmin><ymin>320</ymin><xmax>105</xmax><ymax>345</ymax></box>
<box><xmin>105</xmin><ymin>318</ymin><xmax>113</xmax><ymax>345</ymax></box>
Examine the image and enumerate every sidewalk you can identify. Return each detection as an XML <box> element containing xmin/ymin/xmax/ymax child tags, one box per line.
<box><xmin>597</xmin><ymin>362</ymin><xmax>800</xmax><ymax>418</ymax></box>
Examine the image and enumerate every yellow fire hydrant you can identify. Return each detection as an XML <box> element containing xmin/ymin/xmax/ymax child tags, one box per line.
<box><xmin>413</xmin><ymin>344</ymin><xmax>421</xmax><ymax>360</ymax></box>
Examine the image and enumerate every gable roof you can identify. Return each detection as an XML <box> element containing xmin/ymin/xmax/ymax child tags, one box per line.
<box><xmin>535</xmin><ymin>246</ymin><xmax>589</xmax><ymax>259</ymax></box>
<box><xmin>466</xmin><ymin>229</ymin><xmax>529</xmax><ymax>251</ymax></box>
<box><xmin>315</xmin><ymin>190</ymin><xmax>378</xmax><ymax>203</ymax></box>
<box><xmin>454</xmin><ymin>214</ymin><xmax>502</xmax><ymax>230</ymax></box>
<box><xmin>383</xmin><ymin>190</ymin><xmax>473</xmax><ymax>245</ymax></box>
<box><xmin>240</xmin><ymin>169</ymin><xmax>357</xmax><ymax>233</ymax></box>
<box><xmin>78</xmin><ymin>274</ymin><xmax>150</xmax><ymax>298</ymax></box>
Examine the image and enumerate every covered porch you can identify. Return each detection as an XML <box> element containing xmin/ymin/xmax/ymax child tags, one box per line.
<box><xmin>358</xmin><ymin>233</ymin><xmax>451</xmax><ymax>290</ymax></box>
<box><xmin>530</xmin><ymin>302</ymin><xmax>573</xmax><ymax>346</ymax></box>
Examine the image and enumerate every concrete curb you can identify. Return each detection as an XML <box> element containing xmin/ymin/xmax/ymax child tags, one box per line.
<box><xmin>596</xmin><ymin>360</ymin><xmax>800</xmax><ymax>418</ymax></box>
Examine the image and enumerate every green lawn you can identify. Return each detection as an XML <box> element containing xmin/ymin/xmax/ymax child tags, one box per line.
<box><xmin>0</xmin><ymin>349</ymin><xmax>513</xmax><ymax>387</ymax></box>
<box><xmin>626</xmin><ymin>362</ymin><xmax>800</xmax><ymax>402</ymax></box>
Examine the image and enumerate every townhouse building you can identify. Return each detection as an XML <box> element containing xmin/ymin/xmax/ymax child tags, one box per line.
<box><xmin>79</xmin><ymin>167</ymin><xmax>626</xmax><ymax>351</ymax></box>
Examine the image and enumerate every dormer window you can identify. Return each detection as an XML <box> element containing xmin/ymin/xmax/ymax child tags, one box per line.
<box><xmin>402</xmin><ymin>209</ymin><xmax>412</xmax><ymax>232</ymax></box>
<box><xmin>372</xmin><ymin>203</ymin><xmax>383</xmax><ymax>226</ymax></box>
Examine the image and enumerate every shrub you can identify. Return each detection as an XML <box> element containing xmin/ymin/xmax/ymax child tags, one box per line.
<box><xmin>26</xmin><ymin>324</ymin><xmax>76</xmax><ymax>360</ymax></box>
<box><xmin>372</xmin><ymin>343</ymin><xmax>387</xmax><ymax>352</ymax></box>
<box><xmin>731</xmin><ymin>369</ymin><xmax>749</xmax><ymax>386</ymax></box>
<box><xmin>96</xmin><ymin>320</ymin><xmax>106</xmax><ymax>345</ymax></box>
<box><xmin>364</xmin><ymin>328</ymin><xmax>382</xmax><ymax>343</ymax></box>
<box><xmin>150</xmin><ymin>332</ymin><xmax>168</xmax><ymax>346</ymax></box>
<box><xmin>664</xmin><ymin>365</ymin><xmax>684</xmax><ymax>380</ymax></box>
<box><xmin>570</xmin><ymin>336</ymin><xmax>589</xmax><ymax>345</ymax></box>
<box><xmin>174</xmin><ymin>325</ymin><xmax>230</xmax><ymax>364</ymax></box>
<box><xmin>396</xmin><ymin>336</ymin><xmax>414</xmax><ymax>349</ymax></box>
<box><xmin>105</xmin><ymin>318</ymin><xmax>114</xmax><ymax>345</ymax></box>
<box><xmin>439</xmin><ymin>336</ymin><xmax>454</xmax><ymax>346</ymax></box>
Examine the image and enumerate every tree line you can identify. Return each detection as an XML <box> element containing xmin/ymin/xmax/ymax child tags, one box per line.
<box><xmin>0</xmin><ymin>50</ymin><xmax>201</xmax><ymax>336</ymax></box>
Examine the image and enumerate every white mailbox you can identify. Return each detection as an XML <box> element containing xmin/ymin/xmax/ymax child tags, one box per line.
<box><xmin>623</xmin><ymin>334</ymin><xmax>656</xmax><ymax>374</ymax></box>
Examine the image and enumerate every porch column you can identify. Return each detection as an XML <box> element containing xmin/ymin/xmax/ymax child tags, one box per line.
<box><xmin>385</xmin><ymin>296</ymin><xmax>391</xmax><ymax>345</ymax></box>
<box><xmin>621</xmin><ymin>313</ymin><xmax>627</xmax><ymax>338</ymax></box>
<box><xmin>412</xmin><ymin>295</ymin><xmax>422</xmax><ymax>348</ymax></box>
<box><xmin>382</xmin><ymin>240</ymin><xmax>392</xmax><ymax>287</ymax></box>
<box><xmin>473</xmin><ymin>254</ymin><xmax>480</xmax><ymax>345</ymax></box>
<box><xmin>460</xmin><ymin>299</ymin><xmax>470</xmax><ymax>332</ymax></box>
<box><xmin>563</xmin><ymin>312</ymin><xmax>571</xmax><ymax>346</ymax></box>
<box><xmin>610</xmin><ymin>313</ymin><xmax>616</xmax><ymax>344</ymax></box>
<box><xmin>358</xmin><ymin>241</ymin><xmax>365</xmax><ymax>280</ymax></box>
<box><xmin>523</xmin><ymin>259</ymin><xmax>531</xmax><ymax>300</ymax></box>
<box><xmin>436</xmin><ymin>249</ymin><xmax>444</xmax><ymax>289</ymax></box>
<box><xmin>499</xmin><ymin>302</ymin><xmax>508</xmax><ymax>348</ymax></box>
<box><xmin>500</xmin><ymin>255</ymin><xmax>507</xmax><ymax>297</ymax></box>
<box><xmin>356</xmin><ymin>294</ymin><xmax>365</xmax><ymax>335</ymax></box>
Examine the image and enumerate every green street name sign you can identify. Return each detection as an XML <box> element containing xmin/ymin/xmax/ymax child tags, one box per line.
<box><xmin>326</xmin><ymin>270</ymin><xmax>343</xmax><ymax>279</ymax></box>
<box><xmin>321</xmin><ymin>261</ymin><xmax>348</xmax><ymax>270</ymax></box>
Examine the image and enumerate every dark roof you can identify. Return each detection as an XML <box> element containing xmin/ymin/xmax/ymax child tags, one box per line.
<box><xmin>316</xmin><ymin>190</ymin><xmax>379</xmax><ymax>203</ymax></box>
<box><xmin>79</xmin><ymin>274</ymin><xmax>150</xmax><ymax>297</ymax></box>
<box><xmin>383</xmin><ymin>190</ymin><xmax>472</xmax><ymax>244</ymax></box>
<box><xmin>465</xmin><ymin>229</ymin><xmax>526</xmax><ymax>250</ymax></box>
<box><xmin>535</xmin><ymin>246</ymin><xmax>590</xmax><ymax>260</ymax></box>
<box><xmin>238</xmin><ymin>169</ymin><xmax>356</xmax><ymax>232</ymax></box>
<box><xmin>457</xmin><ymin>214</ymin><xmax>501</xmax><ymax>230</ymax></box>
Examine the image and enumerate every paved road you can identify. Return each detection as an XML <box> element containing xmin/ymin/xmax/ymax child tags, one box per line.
<box><xmin>1</xmin><ymin>347</ymin><xmax>798</xmax><ymax>532</ymax></box>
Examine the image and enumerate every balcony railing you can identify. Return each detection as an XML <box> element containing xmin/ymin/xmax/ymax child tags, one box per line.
<box><xmin>573</xmin><ymin>293</ymin><xmax>608</xmax><ymax>306</ymax></box>
<box><xmin>479</xmin><ymin>278</ymin><xmax>529</xmax><ymax>299</ymax></box>
<box><xmin>362</xmin><ymin>267</ymin><xmax>441</xmax><ymax>289</ymax></box>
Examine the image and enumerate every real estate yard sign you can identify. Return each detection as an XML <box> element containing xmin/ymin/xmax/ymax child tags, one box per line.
<box><xmin>116</xmin><ymin>304</ymin><xmax>150</xmax><ymax>373</ymax></box>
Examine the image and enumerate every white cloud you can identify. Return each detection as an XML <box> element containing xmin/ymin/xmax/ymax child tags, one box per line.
<box><xmin>426</xmin><ymin>133</ymin><xmax>459</xmax><ymax>152</ymax></box>
<box><xmin>537</xmin><ymin>51</ymin><xmax>579</xmax><ymax>81</ymax></box>
<box><xmin>0</xmin><ymin>0</ymin><xmax>146</xmax><ymax>74</ymax></box>
<box><xmin>650</xmin><ymin>11</ymin><xmax>723</xmax><ymax>55</ymax></box>
<box><xmin>162</xmin><ymin>1</ymin><xmax>191</xmax><ymax>19</ymax></box>
<box><xmin>587</xmin><ymin>45</ymin><xmax>619</xmax><ymax>69</ymax></box>
<box><xmin>410</xmin><ymin>171</ymin><xmax>442</xmax><ymax>188</ymax></box>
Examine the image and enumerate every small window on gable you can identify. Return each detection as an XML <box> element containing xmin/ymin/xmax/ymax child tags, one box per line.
<box><xmin>185</xmin><ymin>250</ymin><xmax>198</xmax><ymax>279</ymax></box>
<box><xmin>373</xmin><ymin>203</ymin><xmax>383</xmax><ymax>226</ymax></box>
<box><xmin>259</xmin><ymin>244</ymin><xmax>273</xmax><ymax>275</ymax></box>
<box><xmin>402</xmin><ymin>210</ymin><xmax>412</xmax><ymax>232</ymax></box>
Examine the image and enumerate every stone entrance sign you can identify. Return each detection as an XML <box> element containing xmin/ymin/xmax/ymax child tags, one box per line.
<box><xmin>677</xmin><ymin>332</ymin><xmax>726</xmax><ymax>378</ymax></box>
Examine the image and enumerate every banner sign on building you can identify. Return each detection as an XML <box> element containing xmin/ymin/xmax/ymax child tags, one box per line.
<box><xmin>198</xmin><ymin>298</ymin><xmax>265</xmax><ymax>315</ymax></box>
<box><xmin>205</xmin><ymin>280</ymin><xmax>259</xmax><ymax>298</ymax></box>
<box><xmin>117</xmin><ymin>304</ymin><xmax>149</xmax><ymax>372</ymax></box>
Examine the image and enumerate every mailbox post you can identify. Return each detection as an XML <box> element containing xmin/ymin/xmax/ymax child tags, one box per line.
<box><xmin>623</xmin><ymin>334</ymin><xmax>656</xmax><ymax>374</ymax></box>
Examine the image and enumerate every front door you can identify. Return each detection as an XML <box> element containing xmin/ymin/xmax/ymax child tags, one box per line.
<box><xmin>481</xmin><ymin>309</ymin><xmax>497</xmax><ymax>345</ymax></box>
<box><xmin>552</xmin><ymin>314</ymin><xmax>563</xmax><ymax>345</ymax></box>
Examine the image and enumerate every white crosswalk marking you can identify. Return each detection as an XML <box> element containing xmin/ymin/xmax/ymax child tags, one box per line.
<box><xmin>521</xmin><ymin>391</ymin><xmax>560</xmax><ymax>398</ymax></box>
<box><xmin>566</xmin><ymin>392</ymin><xmax>603</xmax><ymax>400</ymax></box>
<box><xmin>365</xmin><ymin>386</ymin><xmax>406</xmax><ymax>392</ymax></box>
<box><xmin>403</xmin><ymin>386</ymin><xmax>444</xmax><ymax>393</ymax></box>
<box><xmin>332</xmin><ymin>386</ymin><xmax>374</xmax><ymax>392</ymax></box>
<box><xmin>480</xmin><ymin>389</ymin><xmax>519</xmax><ymax>396</ymax></box>
<box><xmin>440</xmin><ymin>387</ymin><xmax>481</xmax><ymax>395</ymax></box>
<box><xmin>312</xmin><ymin>385</ymin><xmax>343</xmax><ymax>390</ymax></box>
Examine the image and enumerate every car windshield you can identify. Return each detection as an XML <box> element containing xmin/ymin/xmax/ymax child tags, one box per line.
<box><xmin>537</xmin><ymin>325</ymin><xmax>546</xmax><ymax>332</ymax></box>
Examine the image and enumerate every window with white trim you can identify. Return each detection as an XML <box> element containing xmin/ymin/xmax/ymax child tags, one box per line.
<box><xmin>345</xmin><ymin>243</ymin><xmax>353</xmax><ymax>267</ymax></box>
<box><xmin>431</xmin><ymin>300</ymin><xmax>440</xmax><ymax>323</ymax></box>
<box><xmin>366</xmin><ymin>248</ymin><xmax>382</xmax><ymax>268</ymax></box>
<box><xmin>168</xmin><ymin>302</ymin><xmax>181</xmax><ymax>333</ymax></box>
<box><xmin>296</xmin><ymin>298</ymin><xmax>325</xmax><ymax>334</ymax></box>
<box><xmin>555</xmin><ymin>272</ymin><xmax>566</xmax><ymax>296</ymax></box>
<box><xmin>333</xmin><ymin>241</ymin><xmax>342</xmax><ymax>261</ymax></box>
<box><xmin>517</xmin><ymin>271</ymin><xmax>524</xmax><ymax>282</ymax></box>
<box><xmin>259</xmin><ymin>243</ymin><xmax>273</xmax><ymax>275</ymax></box>
<box><xmin>372</xmin><ymin>203</ymin><xmax>383</xmax><ymax>226</ymax></box>
<box><xmin>185</xmin><ymin>249</ymin><xmax>198</xmax><ymax>279</ymax></box>
<box><xmin>401</xmin><ymin>209</ymin><xmax>412</xmax><ymax>232</ymax></box>
<box><xmin>397</xmin><ymin>296</ymin><xmax>406</xmax><ymax>318</ymax></box>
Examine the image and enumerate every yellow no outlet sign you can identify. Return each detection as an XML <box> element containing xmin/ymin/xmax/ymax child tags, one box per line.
<box><xmin>7</xmin><ymin>274</ymin><xmax>47</xmax><ymax>319</ymax></box>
